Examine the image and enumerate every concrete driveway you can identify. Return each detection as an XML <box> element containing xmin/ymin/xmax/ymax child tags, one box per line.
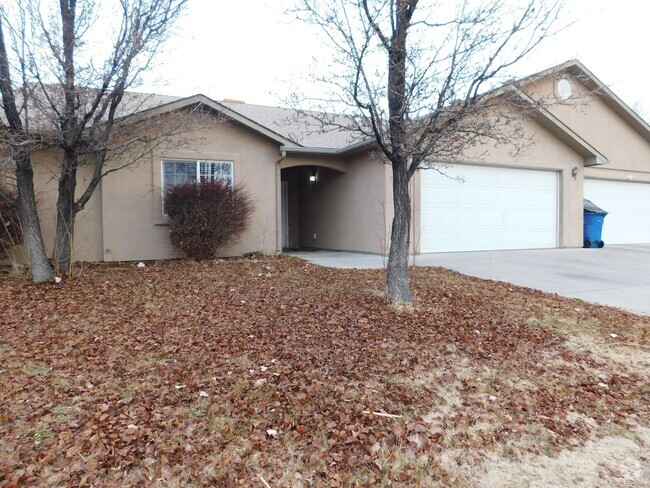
<box><xmin>288</xmin><ymin>245</ymin><xmax>650</xmax><ymax>315</ymax></box>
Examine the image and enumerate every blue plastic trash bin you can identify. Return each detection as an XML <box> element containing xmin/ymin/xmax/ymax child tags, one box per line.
<box><xmin>583</xmin><ymin>199</ymin><xmax>607</xmax><ymax>248</ymax></box>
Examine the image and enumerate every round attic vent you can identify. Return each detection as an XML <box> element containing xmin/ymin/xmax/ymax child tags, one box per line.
<box><xmin>556</xmin><ymin>78</ymin><xmax>573</xmax><ymax>101</ymax></box>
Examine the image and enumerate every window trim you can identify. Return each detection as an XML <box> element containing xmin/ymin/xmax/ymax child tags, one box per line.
<box><xmin>161</xmin><ymin>158</ymin><xmax>235</xmax><ymax>216</ymax></box>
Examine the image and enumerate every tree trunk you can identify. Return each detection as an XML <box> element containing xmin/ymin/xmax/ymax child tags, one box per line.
<box><xmin>386</xmin><ymin>162</ymin><xmax>412</xmax><ymax>302</ymax></box>
<box><xmin>15</xmin><ymin>154</ymin><xmax>53</xmax><ymax>283</ymax></box>
<box><xmin>384</xmin><ymin>1</ymin><xmax>415</xmax><ymax>303</ymax></box>
<box><xmin>53</xmin><ymin>156</ymin><xmax>77</xmax><ymax>275</ymax></box>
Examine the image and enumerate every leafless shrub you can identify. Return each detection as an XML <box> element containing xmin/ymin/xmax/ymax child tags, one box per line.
<box><xmin>165</xmin><ymin>180</ymin><xmax>254</xmax><ymax>260</ymax></box>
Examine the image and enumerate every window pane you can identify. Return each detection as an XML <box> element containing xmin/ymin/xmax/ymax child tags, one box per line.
<box><xmin>162</xmin><ymin>159</ymin><xmax>233</xmax><ymax>215</ymax></box>
<box><xmin>164</xmin><ymin>161</ymin><xmax>197</xmax><ymax>188</ymax></box>
<box><xmin>220</xmin><ymin>162</ymin><xmax>232</xmax><ymax>179</ymax></box>
<box><xmin>199</xmin><ymin>161</ymin><xmax>213</xmax><ymax>182</ymax></box>
<box><xmin>199</xmin><ymin>161</ymin><xmax>233</xmax><ymax>184</ymax></box>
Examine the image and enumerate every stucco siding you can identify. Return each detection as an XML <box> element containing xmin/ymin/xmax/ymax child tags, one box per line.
<box><xmin>101</xmin><ymin>116</ymin><xmax>281</xmax><ymax>261</ymax></box>
<box><xmin>297</xmin><ymin>153</ymin><xmax>388</xmax><ymax>254</ymax></box>
<box><xmin>528</xmin><ymin>76</ymin><xmax>650</xmax><ymax>178</ymax></box>
<box><xmin>31</xmin><ymin>113</ymin><xmax>282</xmax><ymax>263</ymax></box>
<box><xmin>32</xmin><ymin>150</ymin><xmax>104</xmax><ymax>262</ymax></box>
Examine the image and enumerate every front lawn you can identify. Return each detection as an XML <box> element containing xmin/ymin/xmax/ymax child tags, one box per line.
<box><xmin>1</xmin><ymin>256</ymin><xmax>648</xmax><ymax>486</ymax></box>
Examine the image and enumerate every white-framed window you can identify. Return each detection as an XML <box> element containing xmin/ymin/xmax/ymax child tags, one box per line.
<box><xmin>163</xmin><ymin>159</ymin><xmax>233</xmax><ymax>187</ymax></box>
<box><xmin>162</xmin><ymin>159</ymin><xmax>234</xmax><ymax>214</ymax></box>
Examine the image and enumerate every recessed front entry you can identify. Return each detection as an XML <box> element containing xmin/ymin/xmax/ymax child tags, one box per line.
<box><xmin>420</xmin><ymin>164</ymin><xmax>559</xmax><ymax>253</ymax></box>
<box><xmin>280</xmin><ymin>165</ymin><xmax>344</xmax><ymax>250</ymax></box>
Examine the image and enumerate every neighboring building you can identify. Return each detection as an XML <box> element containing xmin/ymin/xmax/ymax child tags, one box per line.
<box><xmin>28</xmin><ymin>60</ymin><xmax>650</xmax><ymax>262</ymax></box>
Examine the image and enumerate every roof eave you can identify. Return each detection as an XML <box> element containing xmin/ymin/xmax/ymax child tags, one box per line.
<box><xmin>282</xmin><ymin>138</ymin><xmax>375</xmax><ymax>156</ymax></box>
<box><xmin>283</xmin><ymin>146</ymin><xmax>340</xmax><ymax>156</ymax></box>
<box><xmin>512</xmin><ymin>87</ymin><xmax>609</xmax><ymax>166</ymax></box>
<box><xmin>563</xmin><ymin>62</ymin><xmax>650</xmax><ymax>144</ymax></box>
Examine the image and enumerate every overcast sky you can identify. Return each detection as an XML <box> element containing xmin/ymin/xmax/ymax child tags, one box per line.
<box><xmin>141</xmin><ymin>0</ymin><xmax>650</xmax><ymax>119</ymax></box>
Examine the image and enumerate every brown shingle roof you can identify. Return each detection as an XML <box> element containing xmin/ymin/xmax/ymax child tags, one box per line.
<box><xmin>2</xmin><ymin>86</ymin><xmax>363</xmax><ymax>149</ymax></box>
<box><xmin>219</xmin><ymin>101</ymin><xmax>363</xmax><ymax>149</ymax></box>
<box><xmin>1</xmin><ymin>86</ymin><xmax>181</xmax><ymax>131</ymax></box>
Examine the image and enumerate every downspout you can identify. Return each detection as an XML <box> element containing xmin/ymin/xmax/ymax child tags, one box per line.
<box><xmin>276</xmin><ymin>148</ymin><xmax>287</xmax><ymax>253</ymax></box>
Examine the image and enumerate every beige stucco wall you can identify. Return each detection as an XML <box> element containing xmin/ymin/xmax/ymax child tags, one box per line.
<box><xmin>32</xmin><ymin>111</ymin><xmax>282</xmax><ymax>263</ymax></box>
<box><xmin>527</xmin><ymin>74</ymin><xmax>650</xmax><ymax>182</ymax></box>
<box><xmin>281</xmin><ymin>155</ymin><xmax>347</xmax><ymax>174</ymax></box>
<box><xmin>294</xmin><ymin>152</ymin><xmax>388</xmax><ymax>254</ymax></box>
<box><xmin>102</xmin><ymin>113</ymin><xmax>281</xmax><ymax>261</ymax></box>
<box><xmin>32</xmin><ymin>150</ymin><xmax>104</xmax><ymax>262</ymax></box>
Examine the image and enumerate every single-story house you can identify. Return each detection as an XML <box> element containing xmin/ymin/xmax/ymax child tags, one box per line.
<box><xmin>28</xmin><ymin>60</ymin><xmax>650</xmax><ymax>262</ymax></box>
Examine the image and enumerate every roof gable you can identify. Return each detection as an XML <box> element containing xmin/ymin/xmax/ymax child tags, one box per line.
<box><xmin>511</xmin><ymin>87</ymin><xmax>608</xmax><ymax>166</ymax></box>
<box><xmin>519</xmin><ymin>60</ymin><xmax>650</xmax><ymax>145</ymax></box>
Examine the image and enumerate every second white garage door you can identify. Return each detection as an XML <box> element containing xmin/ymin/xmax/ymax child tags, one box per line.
<box><xmin>420</xmin><ymin>164</ymin><xmax>559</xmax><ymax>253</ymax></box>
<box><xmin>584</xmin><ymin>179</ymin><xmax>650</xmax><ymax>244</ymax></box>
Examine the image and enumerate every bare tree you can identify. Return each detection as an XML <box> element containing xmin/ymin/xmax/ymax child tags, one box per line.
<box><xmin>0</xmin><ymin>15</ymin><xmax>52</xmax><ymax>282</ymax></box>
<box><xmin>296</xmin><ymin>0</ymin><xmax>565</xmax><ymax>302</ymax></box>
<box><xmin>0</xmin><ymin>0</ymin><xmax>187</xmax><ymax>279</ymax></box>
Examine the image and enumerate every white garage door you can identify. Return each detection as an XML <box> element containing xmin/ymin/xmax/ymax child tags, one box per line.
<box><xmin>420</xmin><ymin>164</ymin><xmax>558</xmax><ymax>253</ymax></box>
<box><xmin>584</xmin><ymin>179</ymin><xmax>650</xmax><ymax>244</ymax></box>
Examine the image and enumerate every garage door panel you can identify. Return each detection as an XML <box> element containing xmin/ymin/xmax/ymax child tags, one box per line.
<box><xmin>584</xmin><ymin>179</ymin><xmax>650</xmax><ymax>244</ymax></box>
<box><xmin>420</xmin><ymin>165</ymin><xmax>558</xmax><ymax>253</ymax></box>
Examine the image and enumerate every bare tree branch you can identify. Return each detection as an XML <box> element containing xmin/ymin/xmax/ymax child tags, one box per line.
<box><xmin>294</xmin><ymin>0</ymin><xmax>567</xmax><ymax>302</ymax></box>
<box><xmin>0</xmin><ymin>0</ymin><xmax>189</xmax><ymax>277</ymax></box>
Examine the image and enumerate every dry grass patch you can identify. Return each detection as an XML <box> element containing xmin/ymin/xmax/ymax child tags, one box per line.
<box><xmin>477</xmin><ymin>425</ymin><xmax>650</xmax><ymax>488</ymax></box>
<box><xmin>526</xmin><ymin>308</ymin><xmax>650</xmax><ymax>370</ymax></box>
<box><xmin>351</xmin><ymin>444</ymin><xmax>437</xmax><ymax>487</ymax></box>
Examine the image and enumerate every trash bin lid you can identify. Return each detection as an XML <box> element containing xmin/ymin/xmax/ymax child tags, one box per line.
<box><xmin>584</xmin><ymin>199</ymin><xmax>607</xmax><ymax>215</ymax></box>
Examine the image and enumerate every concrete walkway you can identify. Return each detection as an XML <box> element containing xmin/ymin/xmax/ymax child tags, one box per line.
<box><xmin>288</xmin><ymin>245</ymin><xmax>650</xmax><ymax>315</ymax></box>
